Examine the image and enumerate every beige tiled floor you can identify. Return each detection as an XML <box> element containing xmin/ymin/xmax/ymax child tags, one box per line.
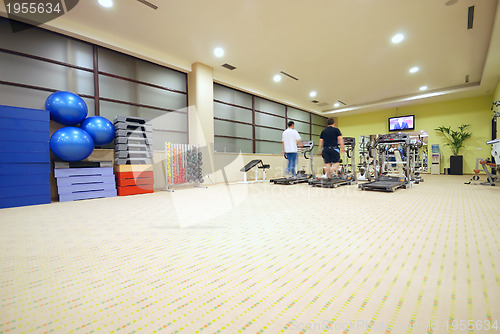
<box><xmin>0</xmin><ymin>175</ymin><xmax>499</xmax><ymax>333</ymax></box>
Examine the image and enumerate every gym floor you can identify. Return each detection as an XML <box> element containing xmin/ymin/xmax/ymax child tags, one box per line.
<box><xmin>0</xmin><ymin>175</ymin><xmax>499</xmax><ymax>333</ymax></box>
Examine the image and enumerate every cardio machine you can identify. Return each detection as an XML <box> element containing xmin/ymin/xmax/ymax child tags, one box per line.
<box><xmin>271</xmin><ymin>140</ymin><xmax>315</xmax><ymax>185</ymax></box>
<box><xmin>308</xmin><ymin>137</ymin><xmax>357</xmax><ymax>188</ymax></box>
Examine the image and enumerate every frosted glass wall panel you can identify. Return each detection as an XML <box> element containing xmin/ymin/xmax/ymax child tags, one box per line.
<box><xmin>98</xmin><ymin>47</ymin><xmax>188</xmax><ymax>92</ymax></box>
<box><xmin>293</xmin><ymin>121</ymin><xmax>309</xmax><ymax>134</ymax></box>
<box><xmin>214</xmin><ymin>137</ymin><xmax>252</xmax><ymax>153</ymax></box>
<box><xmin>312</xmin><ymin>124</ymin><xmax>324</xmax><ymax>135</ymax></box>
<box><xmin>288</xmin><ymin>107</ymin><xmax>310</xmax><ymax>122</ymax></box>
<box><xmin>0</xmin><ymin>19</ymin><xmax>93</xmax><ymax>68</ymax></box>
<box><xmin>255</xmin><ymin>112</ymin><xmax>284</xmax><ymax>129</ymax></box>
<box><xmin>214</xmin><ymin>84</ymin><xmax>252</xmax><ymax>108</ymax></box>
<box><xmin>254</xmin><ymin>97</ymin><xmax>285</xmax><ymax>117</ymax></box>
<box><xmin>0</xmin><ymin>85</ymin><xmax>50</xmax><ymax>110</ymax></box>
<box><xmin>99</xmin><ymin>101</ymin><xmax>138</xmax><ymax>121</ymax></box>
<box><xmin>154</xmin><ymin>131</ymin><xmax>188</xmax><ymax>149</ymax></box>
<box><xmin>98</xmin><ymin>47</ymin><xmax>137</xmax><ymax>79</ymax></box>
<box><xmin>138</xmin><ymin>85</ymin><xmax>187</xmax><ymax>111</ymax></box>
<box><xmin>255</xmin><ymin>127</ymin><xmax>281</xmax><ymax>142</ymax></box>
<box><xmin>214</xmin><ymin>119</ymin><xmax>252</xmax><ymax>138</ymax></box>
<box><xmin>136</xmin><ymin>61</ymin><xmax>187</xmax><ymax>92</ymax></box>
<box><xmin>312</xmin><ymin>114</ymin><xmax>327</xmax><ymax>125</ymax></box>
<box><xmin>256</xmin><ymin>141</ymin><xmax>281</xmax><ymax>154</ymax></box>
<box><xmin>0</xmin><ymin>53</ymin><xmax>94</xmax><ymax>95</ymax></box>
<box><xmin>142</xmin><ymin>109</ymin><xmax>188</xmax><ymax>132</ymax></box>
<box><xmin>312</xmin><ymin>135</ymin><xmax>321</xmax><ymax>147</ymax></box>
<box><xmin>99</xmin><ymin>75</ymin><xmax>137</xmax><ymax>103</ymax></box>
<box><xmin>214</xmin><ymin>102</ymin><xmax>252</xmax><ymax>123</ymax></box>
<box><xmin>0</xmin><ymin>85</ymin><xmax>95</xmax><ymax>115</ymax></box>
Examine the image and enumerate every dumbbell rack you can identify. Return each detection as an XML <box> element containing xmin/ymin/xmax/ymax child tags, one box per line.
<box><xmin>164</xmin><ymin>142</ymin><xmax>205</xmax><ymax>192</ymax></box>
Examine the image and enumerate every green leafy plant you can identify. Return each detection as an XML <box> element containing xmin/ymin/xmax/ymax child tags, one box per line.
<box><xmin>435</xmin><ymin>124</ymin><xmax>472</xmax><ymax>156</ymax></box>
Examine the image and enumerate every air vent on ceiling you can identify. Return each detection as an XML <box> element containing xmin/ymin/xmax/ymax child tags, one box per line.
<box><xmin>311</xmin><ymin>100</ymin><xmax>319</xmax><ymax>104</ymax></box>
<box><xmin>280</xmin><ymin>71</ymin><xmax>299</xmax><ymax>81</ymax></box>
<box><xmin>137</xmin><ymin>0</ymin><xmax>158</xmax><ymax>10</ymax></box>
<box><xmin>465</xmin><ymin>74</ymin><xmax>470</xmax><ymax>83</ymax></box>
<box><xmin>468</xmin><ymin>5</ymin><xmax>474</xmax><ymax>29</ymax></box>
<box><xmin>221</xmin><ymin>63</ymin><xmax>236</xmax><ymax>70</ymax></box>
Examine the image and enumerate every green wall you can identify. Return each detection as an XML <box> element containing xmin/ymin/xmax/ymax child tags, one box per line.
<box><xmin>337</xmin><ymin>94</ymin><xmax>494</xmax><ymax>174</ymax></box>
<box><xmin>494</xmin><ymin>80</ymin><xmax>500</xmax><ymax>102</ymax></box>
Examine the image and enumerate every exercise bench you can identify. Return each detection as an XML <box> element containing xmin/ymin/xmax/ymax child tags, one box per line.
<box><xmin>239</xmin><ymin>160</ymin><xmax>270</xmax><ymax>183</ymax></box>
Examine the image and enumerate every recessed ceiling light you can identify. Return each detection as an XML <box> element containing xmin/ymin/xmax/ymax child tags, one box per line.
<box><xmin>392</xmin><ymin>33</ymin><xmax>405</xmax><ymax>44</ymax></box>
<box><xmin>419</xmin><ymin>85</ymin><xmax>428</xmax><ymax>91</ymax></box>
<box><xmin>409</xmin><ymin>66</ymin><xmax>420</xmax><ymax>73</ymax></box>
<box><xmin>98</xmin><ymin>0</ymin><xmax>113</xmax><ymax>8</ymax></box>
<box><xmin>309</xmin><ymin>91</ymin><xmax>317</xmax><ymax>98</ymax></box>
<box><xmin>334</xmin><ymin>102</ymin><xmax>340</xmax><ymax>108</ymax></box>
<box><xmin>213</xmin><ymin>47</ymin><xmax>224</xmax><ymax>58</ymax></box>
<box><xmin>273</xmin><ymin>74</ymin><xmax>282</xmax><ymax>82</ymax></box>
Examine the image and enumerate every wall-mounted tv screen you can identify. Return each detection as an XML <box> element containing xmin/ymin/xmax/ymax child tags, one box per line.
<box><xmin>388</xmin><ymin>115</ymin><xmax>415</xmax><ymax>131</ymax></box>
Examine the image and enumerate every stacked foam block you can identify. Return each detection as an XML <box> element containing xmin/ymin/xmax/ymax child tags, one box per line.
<box><xmin>113</xmin><ymin>116</ymin><xmax>154</xmax><ymax>196</ymax></box>
<box><xmin>0</xmin><ymin>105</ymin><xmax>51</xmax><ymax>209</ymax></box>
<box><xmin>53</xmin><ymin>161</ymin><xmax>117</xmax><ymax>202</ymax></box>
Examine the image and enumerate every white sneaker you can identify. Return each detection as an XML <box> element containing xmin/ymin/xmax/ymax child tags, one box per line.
<box><xmin>319</xmin><ymin>174</ymin><xmax>328</xmax><ymax>179</ymax></box>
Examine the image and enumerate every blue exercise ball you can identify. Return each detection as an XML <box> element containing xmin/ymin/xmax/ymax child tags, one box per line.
<box><xmin>50</xmin><ymin>127</ymin><xmax>94</xmax><ymax>161</ymax></box>
<box><xmin>45</xmin><ymin>91</ymin><xmax>88</xmax><ymax>125</ymax></box>
<box><xmin>80</xmin><ymin>116</ymin><xmax>115</xmax><ymax>146</ymax></box>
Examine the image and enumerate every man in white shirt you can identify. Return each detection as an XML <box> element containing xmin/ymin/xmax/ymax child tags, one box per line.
<box><xmin>282</xmin><ymin>121</ymin><xmax>302</xmax><ymax>176</ymax></box>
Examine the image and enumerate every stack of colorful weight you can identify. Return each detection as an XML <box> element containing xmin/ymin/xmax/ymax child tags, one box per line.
<box><xmin>113</xmin><ymin>116</ymin><xmax>154</xmax><ymax>196</ymax></box>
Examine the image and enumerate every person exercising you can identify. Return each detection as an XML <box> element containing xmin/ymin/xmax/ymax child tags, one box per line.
<box><xmin>317</xmin><ymin>118</ymin><xmax>345</xmax><ymax>178</ymax></box>
<box><xmin>282</xmin><ymin>121</ymin><xmax>302</xmax><ymax>176</ymax></box>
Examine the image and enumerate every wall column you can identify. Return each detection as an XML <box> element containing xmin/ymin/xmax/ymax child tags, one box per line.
<box><xmin>187</xmin><ymin>62</ymin><xmax>215</xmax><ymax>174</ymax></box>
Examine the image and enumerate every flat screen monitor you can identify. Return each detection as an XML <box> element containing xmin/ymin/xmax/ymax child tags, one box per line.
<box><xmin>388</xmin><ymin>115</ymin><xmax>415</xmax><ymax>131</ymax></box>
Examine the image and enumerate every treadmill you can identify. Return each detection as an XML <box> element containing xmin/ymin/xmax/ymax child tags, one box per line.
<box><xmin>271</xmin><ymin>140</ymin><xmax>315</xmax><ymax>185</ymax></box>
<box><xmin>309</xmin><ymin>137</ymin><xmax>357</xmax><ymax>188</ymax></box>
<box><xmin>358</xmin><ymin>133</ymin><xmax>410</xmax><ymax>192</ymax></box>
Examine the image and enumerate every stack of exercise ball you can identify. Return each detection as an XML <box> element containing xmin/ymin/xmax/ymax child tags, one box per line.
<box><xmin>47</xmin><ymin>91</ymin><xmax>115</xmax><ymax>161</ymax></box>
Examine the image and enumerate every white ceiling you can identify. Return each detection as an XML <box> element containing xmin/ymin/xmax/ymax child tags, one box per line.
<box><xmin>2</xmin><ymin>0</ymin><xmax>500</xmax><ymax>116</ymax></box>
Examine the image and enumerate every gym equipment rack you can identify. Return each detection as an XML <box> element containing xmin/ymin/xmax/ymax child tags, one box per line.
<box><xmin>164</xmin><ymin>142</ymin><xmax>206</xmax><ymax>192</ymax></box>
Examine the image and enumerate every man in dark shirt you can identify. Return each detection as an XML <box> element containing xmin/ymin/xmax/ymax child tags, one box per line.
<box><xmin>317</xmin><ymin>118</ymin><xmax>345</xmax><ymax>178</ymax></box>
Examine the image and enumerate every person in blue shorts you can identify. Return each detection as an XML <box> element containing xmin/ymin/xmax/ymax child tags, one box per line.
<box><xmin>317</xmin><ymin>118</ymin><xmax>345</xmax><ymax>178</ymax></box>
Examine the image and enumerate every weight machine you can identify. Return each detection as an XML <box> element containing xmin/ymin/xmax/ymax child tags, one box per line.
<box><xmin>357</xmin><ymin>136</ymin><xmax>374</xmax><ymax>181</ymax></box>
<box><xmin>271</xmin><ymin>140</ymin><xmax>315</xmax><ymax>185</ymax></box>
<box><xmin>358</xmin><ymin>133</ymin><xmax>415</xmax><ymax>192</ymax></box>
<box><xmin>467</xmin><ymin>101</ymin><xmax>500</xmax><ymax>185</ymax></box>
<box><xmin>308</xmin><ymin>137</ymin><xmax>357</xmax><ymax>188</ymax></box>
<box><xmin>466</xmin><ymin>139</ymin><xmax>500</xmax><ymax>186</ymax></box>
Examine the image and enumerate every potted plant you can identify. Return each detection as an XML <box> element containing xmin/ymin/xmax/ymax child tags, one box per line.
<box><xmin>435</xmin><ymin>124</ymin><xmax>472</xmax><ymax>175</ymax></box>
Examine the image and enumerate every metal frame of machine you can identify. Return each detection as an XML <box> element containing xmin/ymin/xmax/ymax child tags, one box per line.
<box><xmin>358</xmin><ymin>133</ymin><xmax>413</xmax><ymax>192</ymax></box>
